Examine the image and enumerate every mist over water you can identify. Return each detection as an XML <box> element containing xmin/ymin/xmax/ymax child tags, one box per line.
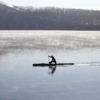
<box><xmin>0</xmin><ymin>31</ymin><xmax>100</xmax><ymax>100</ymax></box>
<box><xmin>0</xmin><ymin>31</ymin><xmax>100</xmax><ymax>52</ymax></box>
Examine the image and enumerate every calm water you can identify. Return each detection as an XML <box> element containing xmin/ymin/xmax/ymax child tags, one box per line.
<box><xmin>0</xmin><ymin>31</ymin><xmax>100</xmax><ymax>100</ymax></box>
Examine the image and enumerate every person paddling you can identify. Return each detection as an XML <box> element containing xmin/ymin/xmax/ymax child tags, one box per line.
<box><xmin>48</xmin><ymin>55</ymin><xmax>57</xmax><ymax>64</ymax></box>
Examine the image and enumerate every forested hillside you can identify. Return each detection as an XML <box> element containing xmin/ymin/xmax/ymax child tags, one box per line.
<box><xmin>0</xmin><ymin>2</ymin><xmax>100</xmax><ymax>30</ymax></box>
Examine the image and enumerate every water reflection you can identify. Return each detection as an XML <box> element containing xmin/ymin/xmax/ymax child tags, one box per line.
<box><xmin>48</xmin><ymin>66</ymin><xmax>56</xmax><ymax>75</ymax></box>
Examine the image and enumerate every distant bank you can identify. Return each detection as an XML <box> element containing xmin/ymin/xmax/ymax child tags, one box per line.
<box><xmin>0</xmin><ymin>2</ymin><xmax>100</xmax><ymax>30</ymax></box>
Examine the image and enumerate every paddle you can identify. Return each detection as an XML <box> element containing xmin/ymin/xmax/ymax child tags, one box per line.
<box><xmin>48</xmin><ymin>55</ymin><xmax>50</xmax><ymax>63</ymax></box>
<box><xmin>48</xmin><ymin>55</ymin><xmax>50</xmax><ymax>74</ymax></box>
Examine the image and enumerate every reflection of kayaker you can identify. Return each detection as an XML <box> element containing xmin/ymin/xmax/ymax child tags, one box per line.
<box><xmin>48</xmin><ymin>55</ymin><xmax>57</xmax><ymax>64</ymax></box>
<box><xmin>49</xmin><ymin>66</ymin><xmax>56</xmax><ymax>75</ymax></box>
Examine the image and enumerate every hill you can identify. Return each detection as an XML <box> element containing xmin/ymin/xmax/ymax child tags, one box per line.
<box><xmin>0</xmin><ymin>2</ymin><xmax>100</xmax><ymax>30</ymax></box>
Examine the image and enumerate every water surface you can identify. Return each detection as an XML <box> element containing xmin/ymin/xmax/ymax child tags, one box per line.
<box><xmin>0</xmin><ymin>31</ymin><xmax>100</xmax><ymax>100</ymax></box>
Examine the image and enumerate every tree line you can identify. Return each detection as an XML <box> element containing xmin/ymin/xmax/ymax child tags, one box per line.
<box><xmin>0</xmin><ymin>2</ymin><xmax>100</xmax><ymax>30</ymax></box>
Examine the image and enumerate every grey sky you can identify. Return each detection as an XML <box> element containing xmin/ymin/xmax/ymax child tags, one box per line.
<box><xmin>0</xmin><ymin>0</ymin><xmax>100</xmax><ymax>10</ymax></box>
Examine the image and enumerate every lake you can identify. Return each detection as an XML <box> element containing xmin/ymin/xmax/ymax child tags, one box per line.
<box><xmin>0</xmin><ymin>31</ymin><xmax>100</xmax><ymax>100</ymax></box>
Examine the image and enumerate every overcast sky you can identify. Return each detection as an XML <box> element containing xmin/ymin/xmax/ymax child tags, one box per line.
<box><xmin>1</xmin><ymin>0</ymin><xmax>100</xmax><ymax>10</ymax></box>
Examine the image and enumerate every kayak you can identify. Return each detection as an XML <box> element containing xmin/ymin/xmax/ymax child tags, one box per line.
<box><xmin>33</xmin><ymin>63</ymin><xmax>74</xmax><ymax>66</ymax></box>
